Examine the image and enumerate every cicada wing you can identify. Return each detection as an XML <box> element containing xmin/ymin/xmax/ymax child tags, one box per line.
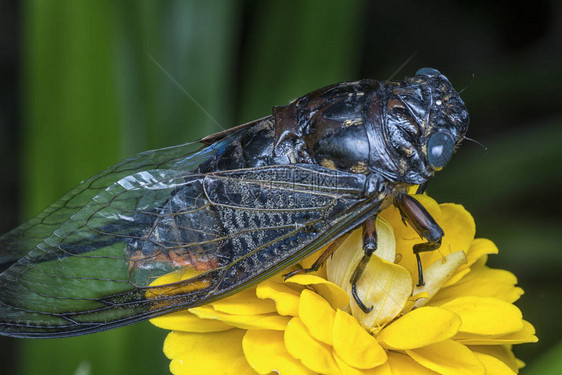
<box><xmin>0</xmin><ymin>163</ymin><xmax>380</xmax><ymax>338</ymax></box>
<box><xmin>0</xmin><ymin>134</ymin><xmax>238</xmax><ymax>271</ymax></box>
<box><xmin>0</xmin><ymin>167</ymin><xmax>210</xmax><ymax>337</ymax></box>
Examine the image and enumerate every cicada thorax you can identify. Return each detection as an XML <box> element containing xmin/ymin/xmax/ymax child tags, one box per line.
<box><xmin>272</xmin><ymin>80</ymin><xmax>373</xmax><ymax>172</ymax></box>
<box><xmin>269</xmin><ymin>71</ymin><xmax>469</xmax><ymax>187</ymax></box>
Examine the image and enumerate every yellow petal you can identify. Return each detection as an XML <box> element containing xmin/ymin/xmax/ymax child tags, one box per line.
<box><xmin>355</xmin><ymin>257</ymin><xmax>413</xmax><ymax>328</ymax></box>
<box><xmin>378</xmin><ymin>306</ymin><xmax>461</xmax><ymax>350</ymax></box>
<box><xmin>211</xmin><ymin>287</ymin><xmax>277</xmax><ymax>315</ymax></box>
<box><xmin>256</xmin><ymin>279</ymin><xmax>303</xmax><ymax>316</ymax></box>
<box><xmin>286</xmin><ymin>274</ymin><xmax>349</xmax><ymax>310</ymax></box>
<box><xmin>441</xmin><ymin>268</ymin><xmax>471</xmax><ymax>289</ymax></box>
<box><xmin>386</xmin><ymin>352</ymin><xmax>439</xmax><ymax>374</ymax></box>
<box><xmin>284</xmin><ymin>317</ymin><xmax>340</xmax><ymax>375</ymax></box>
<box><xmin>335</xmin><ymin>352</ymin><xmax>392</xmax><ymax>375</ymax></box>
<box><xmin>469</xmin><ymin>254</ymin><xmax>489</xmax><ymax>271</ymax></box>
<box><xmin>455</xmin><ymin>320</ymin><xmax>538</xmax><ymax>345</ymax></box>
<box><xmin>438</xmin><ymin>296</ymin><xmax>524</xmax><ymax>335</ymax></box>
<box><xmin>473</xmin><ymin>352</ymin><xmax>516</xmax><ymax>375</ymax></box>
<box><xmin>445</xmin><ymin>238</ymin><xmax>498</xmax><ymax>287</ymax></box>
<box><xmin>405</xmin><ymin>291</ymin><xmax>430</xmax><ymax>313</ymax></box>
<box><xmin>150</xmin><ymin>309</ymin><xmax>232</xmax><ymax>332</ymax></box>
<box><xmin>300</xmin><ymin>247</ymin><xmax>324</xmax><ymax>269</ymax></box>
<box><xmin>433</xmin><ymin>267</ymin><xmax>523</xmax><ymax>305</ymax></box>
<box><xmin>299</xmin><ymin>289</ymin><xmax>336</xmax><ymax>345</ymax></box>
<box><xmin>372</xmin><ymin>218</ymin><xmax>397</xmax><ymax>263</ymax></box>
<box><xmin>332</xmin><ymin>309</ymin><xmax>387</xmax><ymax>369</ymax></box>
<box><xmin>149</xmin><ymin>268</ymin><xmax>201</xmax><ymax>286</ymax></box>
<box><xmin>229</xmin><ymin>357</ymin><xmax>259</xmax><ymax>375</ymax></box>
<box><xmin>147</xmin><ymin>268</ymin><xmax>209</xmax><ymax>300</ymax></box>
<box><xmin>405</xmin><ymin>339</ymin><xmax>485</xmax><ymax>375</ymax></box>
<box><xmin>323</xmin><ymin>227</ymin><xmax>362</xmax><ymax>290</ymax></box>
<box><xmin>164</xmin><ymin>329</ymin><xmax>252</xmax><ymax>375</ymax></box>
<box><xmin>243</xmin><ymin>329</ymin><xmax>315</xmax><ymax>375</ymax></box>
<box><xmin>411</xmin><ymin>250</ymin><xmax>467</xmax><ymax>309</ymax></box>
<box><xmin>189</xmin><ymin>306</ymin><xmax>289</xmax><ymax>330</ymax></box>
<box><xmin>468</xmin><ymin>238</ymin><xmax>499</xmax><ymax>258</ymax></box>
<box><xmin>313</xmin><ymin>282</ymin><xmax>350</xmax><ymax>310</ymax></box>
<box><xmin>498</xmin><ymin>319</ymin><xmax>538</xmax><ymax>344</ymax></box>
<box><xmin>438</xmin><ymin>203</ymin><xmax>476</xmax><ymax>257</ymax></box>
<box><xmin>469</xmin><ymin>345</ymin><xmax>519</xmax><ymax>373</ymax></box>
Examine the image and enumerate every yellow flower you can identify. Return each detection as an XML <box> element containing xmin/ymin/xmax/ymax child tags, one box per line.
<box><xmin>150</xmin><ymin>195</ymin><xmax>537</xmax><ymax>375</ymax></box>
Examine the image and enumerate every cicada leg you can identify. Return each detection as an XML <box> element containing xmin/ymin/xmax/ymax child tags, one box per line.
<box><xmin>284</xmin><ymin>232</ymin><xmax>351</xmax><ymax>280</ymax></box>
<box><xmin>394</xmin><ymin>193</ymin><xmax>444</xmax><ymax>286</ymax></box>
<box><xmin>416</xmin><ymin>182</ymin><xmax>428</xmax><ymax>194</ymax></box>
<box><xmin>285</xmin><ymin>220</ymin><xmax>377</xmax><ymax>314</ymax></box>
<box><xmin>349</xmin><ymin>216</ymin><xmax>377</xmax><ymax>313</ymax></box>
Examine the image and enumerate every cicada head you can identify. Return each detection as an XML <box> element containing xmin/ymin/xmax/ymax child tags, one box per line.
<box><xmin>364</xmin><ymin>68</ymin><xmax>470</xmax><ymax>184</ymax></box>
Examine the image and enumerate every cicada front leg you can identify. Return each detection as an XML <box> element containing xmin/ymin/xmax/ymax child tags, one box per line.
<box><xmin>416</xmin><ymin>182</ymin><xmax>428</xmax><ymax>194</ymax></box>
<box><xmin>394</xmin><ymin>193</ymin><xmax>444</xmax><ymax>286</ymax></box>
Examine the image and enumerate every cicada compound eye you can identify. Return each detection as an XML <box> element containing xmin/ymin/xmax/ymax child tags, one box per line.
<box><xmin>427</xmin><ymin>132</ymin><xmax>454</xmax><ymax>171</ymax></box>
<box><xmin>415</xmin><ymin>67</ymin><xmax>442</xmax><ymax>77</ymax></box>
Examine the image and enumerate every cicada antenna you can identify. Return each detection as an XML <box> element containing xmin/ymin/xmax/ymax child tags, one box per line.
<box><xmin>463</xmin><ymin>136</ymin><xmax>488</xmax><ymax>152</ymax></box>
<box><xmin>387</xmin><ymin>52</ymin><xmax>418</xmax><ymax>81</ymax></box>
<box><xmin>458</xmin><ymin>73</ymin><xmax>475</xmax><ymax>94</ymax></box>
<box><xmin>145</xmin><ymin>52</ymin><xmax>226</xmax><ymax>131</ymax></box>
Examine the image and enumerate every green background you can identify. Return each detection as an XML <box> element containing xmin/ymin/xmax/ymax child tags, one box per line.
<box><xmin>0</xmin><ymin>1</ymin><xmax>560</xmax><ymax>374</ymax></box>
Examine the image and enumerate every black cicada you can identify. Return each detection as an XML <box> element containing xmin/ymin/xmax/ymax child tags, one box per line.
<box><xmin>0</xmin><ymin>68</ymin><xmax>468</xmax><ymax>338</ymax></box>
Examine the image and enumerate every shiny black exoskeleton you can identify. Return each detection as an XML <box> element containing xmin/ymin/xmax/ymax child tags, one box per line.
<box><xmin>201</xmin><ymin>68</ymin><xmax>468</xmax><ymax>184</ymax></box>
<box><xmin>0</xmin><ymin>68</ymin><xmax>468</xmax><ymax>337</ymax></box>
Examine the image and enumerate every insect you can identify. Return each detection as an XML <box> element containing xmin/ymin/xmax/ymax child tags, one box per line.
<box><xmin>0</xmin><ymin>68</ymin><xmax>468</xmax><ymax>338</ymax></box>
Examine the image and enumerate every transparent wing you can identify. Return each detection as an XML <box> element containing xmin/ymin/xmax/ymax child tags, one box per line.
<box><xmin>0</xmin><ymin>135</ymin><xmax>235</xmax><ymax>271</ymax></box>
<box><xmin>0</xmin><ymin>162</ymin><xmax>381</xmax><ymax>338</ymax></box>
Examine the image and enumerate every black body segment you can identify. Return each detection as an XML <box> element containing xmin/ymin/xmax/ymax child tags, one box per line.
<box><xmin>0</xmin><ymin>68</ymin><xmax>469</xmax><ymax>337</ymax></box>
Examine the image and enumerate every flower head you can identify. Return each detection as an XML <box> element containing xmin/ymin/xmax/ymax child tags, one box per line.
<box><xmin>150</xmin><ymin>195</ymin><xmax>537</xmax><ymax>374</ymax></box>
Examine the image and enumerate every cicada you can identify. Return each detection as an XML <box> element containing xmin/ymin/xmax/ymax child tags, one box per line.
<box><xmin>0</xmin><ymin>68</ymin><xmax>468</xmax><ymax>337</ymax></box>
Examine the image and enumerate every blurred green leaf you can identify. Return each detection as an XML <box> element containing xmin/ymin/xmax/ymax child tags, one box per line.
<box><xmin>523</xmin><ymin>340</ymin><xmax>562</xmax><ymax>375</ymax></box>
<box><xmin>238</xmin><ymin>0</ymin><xmax>364</xmax><ymax>121</ymax></box>
<box><xmin>22</xmin><ymin>0</ymin><xmax>121</xmax><ymax>219</ymax></box>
